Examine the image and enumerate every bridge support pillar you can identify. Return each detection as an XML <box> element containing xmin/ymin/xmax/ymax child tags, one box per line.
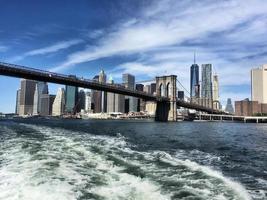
<box><xmin>155</xmin><ymin>75</ymin><xmax>177</xmax><ymax>122</ymax></box>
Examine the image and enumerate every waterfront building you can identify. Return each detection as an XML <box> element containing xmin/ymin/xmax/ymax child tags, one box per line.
<box><xmin>235</xmin><ymin>99</ymin><xmax>259</xmax><ymax>116</ymax></box>
<box><xmin>52</xmin><ymin>88</ymin><xmax>65</xmax><ymax>116</ymax></box>
<box><xmin>201</xmin><ymin>64</ymin><xmax>213</xmax><ymax>108</ymax></box>
<box><xmin>107</xmin><ymin>78</ymin><xmax>125</xmax><ymax>113</ymax></box>
<box><xmin>225</xmin><ymin>98</ymin><xmax>234</xmax><ymax>114</ymax></box>
<box><xmin>251</xmin><ymin>64</ymin><xmax>267</xmax><ymax>104</ymax></box>
<box><xmin>213</xmin><ymin>75</ymin><xmax>220</xmax><ymax>109</ymax></box>
<box><xmin>91</xmin><ymin>75</ymin><xmax>101</xmax><ymax>113</ymax></box>
<box><xmin>85</xmin><ymin>91</ymin><xmax>92</xmax><ymax>113</ymax></box>
<box><xmin>33</xmin><ymin>82</ymin><xmax>48</xmax><ymax>115</ymax></box>
<box><xmin>15</xmin><ymin>89</ymin><xmax>21</xmax><ymax>114</ymax></box>
<box><xmin>40</xmin><ymin>94</ymin><xmax>55</xmax><ymax>116</ymax></box>
<box><xmin>123</xmin><ymin>73</ymin><xmax>137</xmax><ymax>112</ymax></box>
<box><xmin>65</xmin><ymin>85</ymin><xmax>78</xmax><ymax>114</ymax></box>
<box><xmin>19</xmin><ymin>79</ymin><xmax>36</xmax><ymax>116</ymax></box>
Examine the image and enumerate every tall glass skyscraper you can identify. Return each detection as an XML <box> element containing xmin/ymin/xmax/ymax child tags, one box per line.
<box><xmin>65</xmin><ymin>85</ymin><xmax>78</xmax><ymax>114</ymax></box>
<box><xmin>123</xmin><ymin>73</ymin><xmax>137</xmax><ymax>112</ymax></box>
<box><xmin>190</xmin><ymin>64</ymin><xmax>200</xmax><ymax>99</ymax></box>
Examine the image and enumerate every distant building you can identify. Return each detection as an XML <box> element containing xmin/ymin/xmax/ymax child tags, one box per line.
<box><xmin>52</xmin><ymin>88</ymin><xmax>65</xmax><ymax>116</ymax></box>
<box><xmin>19</xmin><ymin>79</ymin><xmax>36</xmax><ymax>116</ymax></box>
<box><xmin>201</xmin><ymin>64</ymin><xmax>213</xmax><ymax>108</ymax></box>
<box><xmin>33</xmin><ymin>82</ymin><xmax>48</xmax><ymax>115</ymax></box>
<box><xmin>251</xmin><ymin>64</ymin><xmax>267</xmax><ymax>104</ymax></box>
<box><xmin>150</xmin><ymin>83</ymin><xmax>156</xmax><ymax>95</ymax></box>
<box><xmin>78</xmin><ymin>89</ymin><xmax>86</xmax><ymax>112</ymax></box>
<box><xmin>213</xmin><ymin>75</ymin><xmax>220</xmax><ymax>109</ymax></box>
<box><xmin>136</xmin><ymin>84</ymin><xmax>144</xmax><ymax>92</ymax></box>
<box><xmin>178</xmin><ymin>91</ymin><xmax>184</xmax><ymax>100</ymax></box>
<box><xmin>190</xmin><ymin>63</ymin><xmax>200</xmax><ymax>100</ymax></box>
<box><xmin>91</xmin><ymin>75</ymin><xmax>101</xmax><ymax>113</ymax></box>
<box><xmin>99</xmin><ymin>70</ymin><xmax>107</xmax><ymax>112</ymax></box>
<box><xmin>65</xmin><ymin>85</ymin><xmax>78</xmax><ymax>114</ymax></box>
<box><xmin>123</xmin><ymin>73</ymin><xmax>137</xmax><ymax>112</ymax></box>
<box><xmin>107</xmin><ymin>78</ymin><xmax>125</xmax><ymax>113</ymax></box>
<box><xmin>144</xmin><ymin>85</ymin><xmax>151</xmax><ymax>94</ymax></box>
<box><xmin>225</xmin><ymin>98</ymin><xmax>234</xmax><ymax>114</ymax></box>
<box><xmin>15</xmin><ymin>89</ymin><xmax>21</xmax><ymax>114</ymax></box>
<box><xmin>85</xmin><ymin>91</ymin><xmax>92</xmax><ymax>113</ymax></box>
<box><xmin>40</xmin><ymin>94</ymin><xmax>55</xmax><ymax>116</ymax></box>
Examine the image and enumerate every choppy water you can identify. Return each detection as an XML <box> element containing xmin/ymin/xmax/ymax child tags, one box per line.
<box><xmin>0</xmin><ymin>119</ymin><xmax>266</xmax><ymax>200</ymax></box>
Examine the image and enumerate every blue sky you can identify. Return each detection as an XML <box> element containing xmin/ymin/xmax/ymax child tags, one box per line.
<box><xmin>1</xmin><ymin>0</ymin><xmax>267</xmax><ymax>113</ymax></box>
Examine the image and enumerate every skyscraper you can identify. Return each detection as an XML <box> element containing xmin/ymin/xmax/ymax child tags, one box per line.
<box><xmin>15</xmin><ymin>89</ymin><xmax>21</xmax><ymax>115</ymax></box>
<box><xmin>33</xmin><ymin>82</ymin><xmax>48</xmax><ymax>115</ymax></box>
<box><xmin>150</xmin><ymin>83</ymin><xmax>156</xmax><ymax>95</ymax></box>
<box><xmin>123</xmin><ymin>74</ymin><xmax>137</xmax><ymax>112</ymax></box>
<box><xmin>213</xmin><ymin>75</ymin><xmax>220</xmax><ymax>109</ymax></box>
<box><xmin>91</xmin><ymin>75</ymin><xmax>101</xmax><ymax>113</ymax></box>
<box><xmin>40</xmin><ymin>94</ymin><xmax>55</xmax><ymax>116</ymax></box>
<box><xmin>99</xmin><ymin>70</ymin><xmax>107</xmax><ymax>113</ymax></box>
<box><xmin>225</xmin><ymin>98</ymin><xmax>234</xmax><ymax>114</ymax></box>
<box><xmin>190</xmin><ymin>64</ymin><xmax>200</xmax><ymax>100</ymax></box>
<box><xmin>65</xmin><ymin>85</ymin><xmax>78</xmax><ymax>114</ymax></box>
<box><xmin>251</xmin><ymin>64</ymin><xmax>267</xmax><ymax>104</ymax></box>
<box><xmin>52</xmin><ymin>88</ymin><xmax>65</xmax><ymax>116</ymax></box>
<box><xmin>201</xmin><ymin>64</ymin><xmax>213</xmax><ymax>108</ymax></box>
<box><xmin>85</xmin><ymin>91</ymin><xmax>92</xmax><ymax>113</ymax></box>
<box><xmin>107</xmin><ymin>78</ymin><xmax>125</xmax><ymax>113</ymax></box>
<box><xmin>19</xmin><ymin>79</ymin><xmax>36</xmax><ymax>116</ymax></box>
<box><xmin>78</xmin><ymin>89</ymin><xmax>86</xmax><ymax>112</ymax></box>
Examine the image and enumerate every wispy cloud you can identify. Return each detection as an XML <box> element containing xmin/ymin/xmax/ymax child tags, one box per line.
<box><xmin>0</xmin><ymin>45</ymin><xmax>9</xmax><ymax>52</ymax></box>
<box><xmin>10</xmin><ymin>39</ymin><xmax>83</xmax><ymax>62</ymax></box>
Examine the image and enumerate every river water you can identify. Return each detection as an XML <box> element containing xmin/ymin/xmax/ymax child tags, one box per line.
<box><xmin>0</xmin><ymin>119</ymin><xmax>266</xmax><ymax>200</ymax></box>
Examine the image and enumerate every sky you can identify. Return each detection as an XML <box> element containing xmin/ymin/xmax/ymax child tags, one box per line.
<box><xmin>0</xmin><ymin>0</ymin><xmax>267</xmax><ymax>113</ymax></box>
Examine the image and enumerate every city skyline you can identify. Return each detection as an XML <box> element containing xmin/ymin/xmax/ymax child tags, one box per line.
<box><xmin>1</xmin><ymin>0</ymin><xmax>267</xmax><ymax>112</ymax></box>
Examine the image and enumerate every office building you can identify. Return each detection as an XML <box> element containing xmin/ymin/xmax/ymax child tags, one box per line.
<box><xmin>251</xmin><ymin>64</ymin><xmax>267</xmax><ymax>104</ymax></box>
<box><xmin>123</xmin><ymin>73</ymin><xmax>137</xmax><ymax>112</ymax></box>
<box><xmin>144</xmin><ymin>85</ymin><xmax>151</xmax><ymax>94</ymax></box>
<box><xmin>213</xmin><ymin>75</ymin><xmax>220</xmax><ymax>109</ymax></box>
<box><xmin>151</xmin><ymin>83</ymin><xmax>156</xmax><ymax>95</ymax></box>
<box><xmin>78</xmin><ymin>89</ymin><xmax>86</xmax><ymax>112</ymax></box>
<box><xmin>201</xmin><ymin>64</ymin><xmax>213</xmax><ymax>108</ymax></box>
<box><xmin>136</xmin><ymin>84</ymin><xmax>144</xmax><ymax>92</ymax></box>
<box><xmin>19</xmin><ymin>79</ymin><xmax>36</xmax><ymax>116</ymax></box>
<box><xmin>99</xmin><ymin>70</ymin><xmax>107</xmax><ymax>112</ymax></box>
<box><xmin>190</xmin><ymin>63</ymin><xmax>200</xmax><ymax>100</ymax></box>
<box><xmin>85</xmin><ymin>91</ymin><xmax>92</xmax><ymax>113</ymax></box>
<box><xmin>136</xmin><ymin>84</ymin><xmax>144</xmax><ymax>111</ymax></box>
<box><xmin>52</xmin><ymin>88</ymin><xmax>65</xmax><ymax>116</ymax></box>
<box><xmin>33</xmin><ymin>82</ymin><xmax>48</xmax><ymax>115</ymax></box>
<box><xmin>91</xmin><ymin>75</ymin><xmax>101</xmax><ymax>113</ymax></box>
<box><xmin>225</xmin><ymin>98</ymin><xmax>234</xmax><ymax>114</ymax></box>
<box><xmin>107</xmin><ymin>78</ymin><xmax>125</xmax><ymax>113</ymax></box>
<box><xmin>65</xmin><ymin>85</ymin><xmax>78</xmax><ymax>114</ymax></box>
<box><xmin>40</xmin><ymin>94</ymin><xmax>55</xmax><ymax>116</ymax></box>
<box><xmin>15</xmin><ymin>89</ymin><xmax>21</xmax><ymax>114</ymax></box>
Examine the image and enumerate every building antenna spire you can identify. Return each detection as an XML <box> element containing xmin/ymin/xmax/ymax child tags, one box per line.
<box><xmin>194</xmin><ymin>51</ymin><xmax>196</xmax><ymax>64</ymax></box>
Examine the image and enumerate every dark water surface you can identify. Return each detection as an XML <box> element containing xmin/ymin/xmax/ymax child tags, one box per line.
<box><xmin>0</xmin><ymin>119</ymin><xmax>266</xmax><ymax>200</ymax></box>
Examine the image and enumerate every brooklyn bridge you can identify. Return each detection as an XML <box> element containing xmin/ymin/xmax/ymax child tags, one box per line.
<box><xmin>0</xmin><ymin>62</ymin><xmax>228</xmax><ymax>121</ymax></box>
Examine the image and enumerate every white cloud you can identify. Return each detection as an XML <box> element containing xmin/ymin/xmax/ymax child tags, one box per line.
<box><xmin>10</xmin><ymin>39</ymin><xmax>83</xmax><ymax>62</ymax></box>
<box><xmin>0</xmin><ymin>45</ymin><xmax>8</xmax><ymax>52</ymax></box>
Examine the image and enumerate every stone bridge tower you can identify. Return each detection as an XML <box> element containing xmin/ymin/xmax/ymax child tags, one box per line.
<box><xmin>155</xmin><ymin>75</ymin><xmax>177</xmax><ymax>121</ymax></box>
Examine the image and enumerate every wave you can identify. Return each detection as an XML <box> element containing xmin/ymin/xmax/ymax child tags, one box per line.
<box><xmin>0</xmin><ymin>123</ymin><xmax>253</xmax><ymax>200</ymax></box>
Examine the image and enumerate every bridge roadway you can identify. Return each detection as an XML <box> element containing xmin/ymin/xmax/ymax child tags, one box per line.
<box><xmin>0</xmin><ymin>62</ymin><xmax>227</xmax><ymax>115</ymax></box>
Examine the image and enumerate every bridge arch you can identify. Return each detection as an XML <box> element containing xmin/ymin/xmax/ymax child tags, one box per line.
<box><xmin>155</xmin><ymin>75</ymin><xmax>177</xmax><ymax>121</ymax></box>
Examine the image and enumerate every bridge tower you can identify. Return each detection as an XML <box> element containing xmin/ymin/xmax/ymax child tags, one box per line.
<box><xmin>155</xmin><ymin>75</ymin><xmax>177</xmax><ymax>121</ymax></box>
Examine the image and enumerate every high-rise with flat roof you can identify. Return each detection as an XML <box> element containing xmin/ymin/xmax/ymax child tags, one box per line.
<box><xmin>213</xmin><ymin>75</ymin><xmax>220</xmax><ymax>109</ymax></box>
<box><xmin>65</xmin><ymin>85</ymin><xmax>78</xmax><ymax>114</ymax></box>
<box><xmin>19</xmin><ymin>79</ymin><xmax>36</xmax><ymax>116</ymax></box>
<box><xmin>15</xmin><ymin>89</ymin><xmax>21</xmax><ymax>114</ymax></box>
<box><xmin>123</xmin><ymin>74</ymin><xmax>137</xmax><ymax>112</ymax></box>
<box><xmin>251</xmin><ymin>64</ymin><xmax>267</xmax><ymax>104</ymax></box>
<box><xmin>52</xmin><ymin>88</ymin><xmax>65</xmax><ymax>116</ymax></box>
<box><xmin>201</xmin><ymin>64</ymin><xmax>213</xmax><ymax>108</ymax></box>
<box><xmin>33</xmin><ymin>82</ymin><xmax>48</xmax><ymax>115</ymax></box>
